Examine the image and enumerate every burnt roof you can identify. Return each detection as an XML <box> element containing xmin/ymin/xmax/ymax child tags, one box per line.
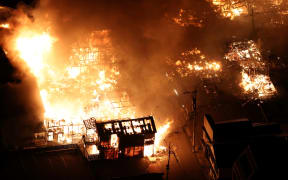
<box><xmin>95</xmin><ymin>116</ymin><xmax>157</xmax><ymax>138</ymax></box>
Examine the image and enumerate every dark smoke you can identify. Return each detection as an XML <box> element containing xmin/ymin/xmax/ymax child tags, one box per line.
<box><xmin>0</xmin><ymin>47</ymin><xmax>44</xmax><ymax>148</ymax></box>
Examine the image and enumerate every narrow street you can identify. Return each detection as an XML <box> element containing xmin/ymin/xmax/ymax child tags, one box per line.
<box><xmin>146</xmin><ymin>125</ymin><xmax>208</xmax><ymax>180</ymax></box>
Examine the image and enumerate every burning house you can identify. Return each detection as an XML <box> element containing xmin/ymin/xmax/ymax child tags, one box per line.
<box><xmin>80</xmin><ymin>116</ymin><xmax>157</xmax><ymax>161</ymax></box>
<box><xmin>225</xmin><ymin>40</ymin><xmax>277</xmax><ymax>99</ymax></box>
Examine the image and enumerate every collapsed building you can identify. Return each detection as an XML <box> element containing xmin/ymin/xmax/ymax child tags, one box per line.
<box><xmin>33</xmin><ymin>116</ymin><xmax>157</xmax><ymax>161</ymax></box>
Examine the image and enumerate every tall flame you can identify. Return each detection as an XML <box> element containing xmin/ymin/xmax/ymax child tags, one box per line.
<box><xmin>144</xmin><ymin>121</ymin><xmax>172</xmax><ymax>157</ymax></box>
<box><xmin>15</xmin><ymin>32</ymin><xmax>55</xmax><ymax>77</ymax></box>
<box><xmin>4</xmin><ymin>12</ymin><xmax>172</xmax><ymax>159</ymax></box>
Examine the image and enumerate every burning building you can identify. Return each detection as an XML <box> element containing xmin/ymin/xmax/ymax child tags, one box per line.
<box><xmin>225</xmin><ymin>40</ymin><xmax>277</xmax><ymax>99</ymax></box>
<box><xmin>208</xmin><ymin>0</ymin><xmax>248</xmax><ymax>20</ymax></box>
<box><xmin>33</xmin><ymin>116</ymin><xmax>159</xmax><ymax>161</ymax></box>
<box><xmin>81</xmin><ymin>116</ymin><xmax>157</xmax><ymax>161</ymax></box>
<box><xmin>167</xmin><ymin>48</ymin><xmax>222</xmax><ymax>80</ymax></box>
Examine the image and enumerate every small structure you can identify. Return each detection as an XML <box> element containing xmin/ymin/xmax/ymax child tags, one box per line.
<box><xmin>80</xmin><ymin>116</ymin><xmax>157</xmax><ymax>161</ymax></box>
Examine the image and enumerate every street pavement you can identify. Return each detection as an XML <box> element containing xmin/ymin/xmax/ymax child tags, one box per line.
<box><xmin>146</xmin><ymin>124</ymin><xmax>208</xmax><ymax>180</ymax></box>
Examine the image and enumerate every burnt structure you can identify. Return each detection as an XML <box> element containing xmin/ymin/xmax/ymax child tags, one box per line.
<box><xmin>81</xmin><ymin>116</ymin><xmax>157</xmax><ymax>161</ymax></box>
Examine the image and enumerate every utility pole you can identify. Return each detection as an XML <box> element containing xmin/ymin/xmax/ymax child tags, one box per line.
<box><xmin>166</xmin><ymin>143</ymin><xmax>181</xmax><ymax>180</ymax></box>
<box><xmin>257</xmin><ymin>100</ymin><xmax>269</xmax><ymax>122</ymax></box>
<box><xmin>192</xmin><ymin>90</ymin><xmax>197</xmax><ymax>152</ymax></box>
<box><xmin>184</xmin><ymin>89</ymin><xmax>197</xmax><ymax>152</ymax></box>
<box><xmin>166</xmin><ymin>143</ymin><xmax>171</xmax><ymax>180</ymax></box>
<box><xmin>247</xmin><ymin>1</ymin><xmax>256</xmax><ymax>39</ymax></box>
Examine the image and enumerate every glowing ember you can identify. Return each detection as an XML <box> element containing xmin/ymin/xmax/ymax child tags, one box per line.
<box><xmin>0</xmin><ymin>23</ymin><xmax>10</xmax><ymax>29</ymax></box>
<box><xmin>110</xmin><ymin>134</ymin><xmax>119</xmax><ymax>148</ymax></box>
<box><xmin>240</xmin><ymin>71</ymin><xmax>277</xmax><ymax>98</ymax></box>
<box><xmin>209</xmin><ymin>0</ymin><xmax>248</xmax><ymax>20</ymax></box>
<box><xmin>187</xmin><ymin>62</ymin><xmax>221</xmax><ymax>71</ymax></box>
<box><xmin>173</xmin><ymin>89</ymin><xmax>179</xmax><ymax>96</ymax></box>
<box><xmin>173</xmin><ymin>9</ymin><xmax>204</xmax><ymax>27</ymax></box>
<box><xmin>225</xmin><ymin>40</ymin><xmax>277</xmax><ymax>98</ymax></box>
<box><xmin>167</xmin><ymin>48</ymin><xmax>222</xmax><ymax>79</ymax></box>
<box><xmin>225</xmin><ymin>40</ymin><xmax>262</xmax><ymax>63</ymax></box>
<box><xmin>87</xmin><ymin>144</ymin><xmax>100</xmax><ymax>155</ymax></box>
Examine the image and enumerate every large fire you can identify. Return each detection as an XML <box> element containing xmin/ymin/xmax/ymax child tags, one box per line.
<box><xmin>167</xmin><ymin>48</ymin><xmax>222</xmax><ymax>79</ymax></box>
<box><xmin>240</xmin><ymin>71</ymin><xmax>276</xmax><ymax>97</ymax></box>
<box><xmin>209</xmin><ymin>0</ymin><xmax>248</xmax><ymax>20</ymax></box>
<box><xmin>4</xmin><ymin>0</ymin><xmax>282</xmax><ymax>162</ymax></box>
<box><xmin>144</xmin><ymin>121</ymin><xmax>172</xmax><ymax>157</ymax></box>
<box><xmin>14</xmin><ymin>29</ymin><xmax>136</xmax><ymax>137</ymax></box>
<box><xmin>225</xmin><ymin>40</ymin><xmax>277</xmax><ymax>98</ymax></box>
<box><xmin>209</xmin><ymin>0</ymin><xmax>288</xmax><ymax>25</ymax></box>
<box><xmin>16</xmin><ymin>32</ymin><xmax>55</xmax><ymax>76</ymax></box>
<box><xmin>3</xmin><ymin>14</ymin><xmax>171</xmax><ymax>158</ymax></box>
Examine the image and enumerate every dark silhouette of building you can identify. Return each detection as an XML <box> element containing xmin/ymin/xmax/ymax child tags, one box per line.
<box><xmin>201</xmin><ymin>114</ymin><xmax>284</xmax><ymax>180</ymax></box>
<box><xmin>232</xmin><ymin>137</ymin><xmax>288</xmax><ymax>180</ymax></box>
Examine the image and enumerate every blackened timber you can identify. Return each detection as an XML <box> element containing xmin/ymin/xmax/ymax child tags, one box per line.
<box><xmin>95</xmin><ymin>116</ymin><xmax>157</xmax><ymax>136</ymax></box>
<box><xmin>82</xmin><ymin>116</ymin><xmax>157</xmax><ymax>159</ymax></box>
<box><xmin>83</xmin><ymin>117</ymin><xmax>97</xmax><ymax>129</ymax></box>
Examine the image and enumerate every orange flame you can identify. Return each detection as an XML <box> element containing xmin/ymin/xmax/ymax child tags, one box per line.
<box><xmin>168</xmin><ymin>48</ymin><xmax>222</xmax><ymax>79</ymax></box>
<box><xmin>144</xmin><ymin>121</ymin><xmax>172</xmax><ymax>157</ymax></box>
<box><xmin>5</xmin><ymin>13</ymin><xmax>171</xmax><ymax>157</ymax></box>
<box><xmin>240</xmin><ymin>71</ymin><xmax>277</xmax><ymax>98</ymax></box>
<box><xmin>210</xmin><ymin>0</ymin><xmax>247</xmax><ymax>20</ymax></box>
